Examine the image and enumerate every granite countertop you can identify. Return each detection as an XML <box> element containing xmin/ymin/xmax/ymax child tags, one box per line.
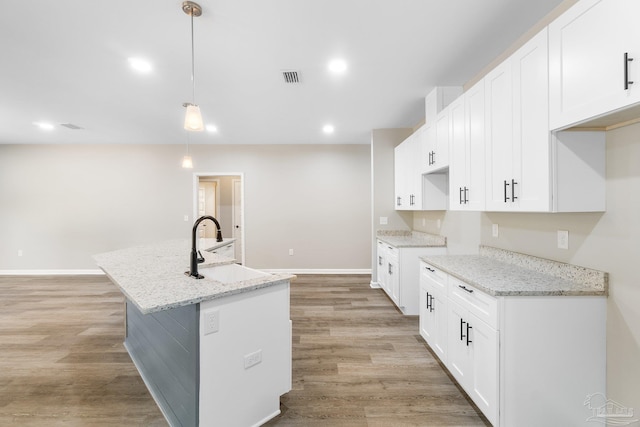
<box><xmin>94</xmin><ymin>239</ymin><xmax>295</xmax><ymax>314</ymax></box>
<box><xmin>421</xmin><ymin>246</ymin><xmax>608</xmax><ymax>297</ymax></box>
<box><xmin>376</xmin><ymin>230</ymin><xmax>446</xmax><ymax>248</ymax></box>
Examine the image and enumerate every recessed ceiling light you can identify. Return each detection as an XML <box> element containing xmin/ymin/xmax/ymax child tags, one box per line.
<box><xmin>323</xmin><ymin>124</ymin><xmax>335</xmax><ymax>134</ymax></box>
<box><xmin>33</xmin><ymin>122</ymin><xmax>54</xmax><ymax>131</ymax></box>
<box><xmin>206</xmin><ymin>124</ymin><xmax>218</xmax><ymax>133</ymax></box>
<box><xmin>328</xmin><ymin>59</ymin><xmax>347</xmax><ymax>74</ymax></box>
<box><xmin>128</xmin><ymin>57</ymin><xmax>153</xmax><ymax>73</ymax></box>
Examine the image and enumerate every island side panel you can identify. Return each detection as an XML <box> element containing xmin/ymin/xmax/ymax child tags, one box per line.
<box><xmin>199</xmin><ymin>281</ymin><xmax>292</xmax><ymax>427</ymax></box>
<box><xmin>125</xmin><ymin>301</ymin><xmax>199</xmax><ymax>427</ymax></box>
<box><xmin>500</xmin><ymin>295</ymin><xmax>606</xmax><ymax>427</ymax></box>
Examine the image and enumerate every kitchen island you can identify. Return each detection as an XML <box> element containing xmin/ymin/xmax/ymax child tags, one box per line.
<box><xmin>94</xmin><ymin>240</ymin><xmax>295</xmax><ymax>427</ymax></box>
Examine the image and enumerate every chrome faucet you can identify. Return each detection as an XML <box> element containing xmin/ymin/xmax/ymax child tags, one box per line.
<box><xmin>186</xmin><ymin>215</ymin><xmax>223</xmax><ymax>279</ymax></box>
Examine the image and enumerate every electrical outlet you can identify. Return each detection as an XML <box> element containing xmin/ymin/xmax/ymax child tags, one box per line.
<box><xmin>17</xmin><ymin>249</ymin><xmax>23</xmax><ymax>257</ymax></box>
<box><xmin>380</xmin><ymin>216</ymin><xmax>388</xmax><ymax>225</ymax></box>
<box><xmin>184</xmin><ymin>215</ymin><xmax>189</xmax><ymax>222</ymax></box>
<box><xmin>289</xmin><ymin>249</ymin><xmax>294</xmax><ymax>256</ymax></box>
<box><xmin>244</xmin><ymin>349</ymin><xmax>262</xmax><ymax>369</ymax></box>
<box><xmin>492</xmin><ymin>224</ymin><xmax>499</xmax><ymax>237</ymax></box>
<box><xmin>203</xmin><ymin>310</ymin><xmax>219</xmax><ymax>335</ymax></box>
<box><xmin>557</xmin><ymin>230</ymin><xmax>569</xmax><ymax>250</ymax></box>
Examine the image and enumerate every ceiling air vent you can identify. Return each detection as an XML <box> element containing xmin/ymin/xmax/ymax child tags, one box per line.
<box><xmin>60</xmin><ymin>123</ymin><xmax>83</xmax><ymax>130</ymax></box>
<box><xmin>282</xmin><ymin>70</ymin><xmax>301</xmax><ymax>84</ymax></box>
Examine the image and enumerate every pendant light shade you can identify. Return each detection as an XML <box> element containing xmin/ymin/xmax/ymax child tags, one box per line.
<box><xmin>182</xmin><ymin>155</ymin><xmax>194</xmax><ymax>169</ymax></box>
<box><xmin>184</xmin><ymin>104</ymin><xmax>204</xmax><ymax>131</ymax></box>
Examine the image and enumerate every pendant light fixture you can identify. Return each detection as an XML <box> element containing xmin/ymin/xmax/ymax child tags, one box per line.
<box><xmin>183</xmin><ymin>1</ymin><xmax>204</xmax><ymax>131</ymax></box>
<box><xmin>182</xmin><ymin>133</ymin><xmax>194</xmax><ymax>168</ymax></box>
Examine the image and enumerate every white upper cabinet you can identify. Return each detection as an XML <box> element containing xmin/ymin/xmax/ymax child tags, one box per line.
<box><xmin>424</xmin><ymin>87</ymin><xmax>462</xmax><ymax>174</ymax></box>
<box><xmin>395</xmin><ymin>127</ymin><xmax>448</xmax><ymax>211</ymax></box>
<box><xmin>394</xmin><ymin>133</ymin><xmax>413</xmax><ymax>210</ymax></box>
<box><xmin>449</xmin><ymin>81</ymin><xmax>485</xmax><ymax>211</ymax></box>
<box><xmin>428</xmin><ymin>110</ymin><xmax>450</xmax><ymax>173</ymax></box>
<box><xmin>549</xmin><ymin>0</ymin><xmax>640</xmax><ymax>130</ymax></box>
<box><xmin>485</xmin><ymin>29</ymin><xmax>606</xmax><ymax>212</ymax></box>
<box><xmin>486</xmin><ymin>27</ymin><xmax>605</xmax><ymax>212</ymax></box>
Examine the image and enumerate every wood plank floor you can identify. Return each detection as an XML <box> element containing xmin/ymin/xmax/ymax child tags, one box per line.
<box><xmin>0</xmin><ymin>274</ymin><xmax>489</xmax><ymax>426</ymax></box>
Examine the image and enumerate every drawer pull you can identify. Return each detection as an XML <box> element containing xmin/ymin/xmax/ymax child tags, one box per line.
<box><xmin>425</xmin><ymin>266</ymin><xmax>435</xmax><ymax>273</ymax></box>
<box><xmin>458</xmin><ymin>284</ymin><xmax>474</xmax><ymax>294</ymax></box>
<box><xmin>426</xmin><ymin>293</ymin><xmax>433</xmax><ymax>312</ymax></box>
<box><xmin>625</xmin><ymin>52</ymin><xmax>634</xmax><ymax>90</ymax></box>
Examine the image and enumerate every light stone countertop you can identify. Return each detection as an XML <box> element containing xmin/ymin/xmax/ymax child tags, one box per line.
<box><xmin>376</xmin><ymin>230</ymin><xmax>446</xmax><ymax>248</ymax></box>
<box><xmin>421</xmin><ymin>246</ymin><xmax>608</xmax><ymax>297</ymax></box>
<box><xmin>94</xmin><ymin>239</ymin><xmax>295</xmax><ymax>314</ymax></box>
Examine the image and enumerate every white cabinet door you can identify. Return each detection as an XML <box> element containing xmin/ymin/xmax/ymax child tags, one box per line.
<box><xmin>469</xmin><ymin>312</ymin><xmax>499</xmax><ymax>426</ymax></box>
<box><xmin>376</xmin><ymin>241</ymin><xmax>387</xmax><ymax>290</ymax></box>
<box><xmin>419</xmin><ymin>283</ymin><xmax>435</xmax><ymax>343</ymax></box>
<box><xmin>447</xmin><ymin>289</ymin><xmax>499</xmax><ymax>426</ymax></box>
<box><xmin>388</xmin><ymin>257</ymin><xmax>400</xmax><ymax>306</ymax></box>
<box><xmin>408</xmin><ymin>132</ymin><xmax>423</xmax><ymax>209</ymax></box>
<box><xmin>450</xmin><ymin>80</ymin><xmax>485</xmax><ymax>211</ymax></box>
<box><xmin>448</xmin><ymin>95</ymin><xmax>466</xmax><ymax>209</ymax></box>
<box><xmin>394</xmin><ymin>138</ymin><xmax>409</xmax><ymax>210</ymax></box>
<box><xmin>549</xmin><ymin>0</ymin><xmax>640</xmax><ymax>130</ymax></box>
<box><xmin>485</xmin><ymin>58</ymin><xmax>513</xmax><ymax>211</ymax></box>
<box><xmin>447</xmin><ymin>300</ymin><xmax>472</xmax><ymax>387</ymax></box>
<box><xmin>486</xmin><ymin>28</ymin><xmax>553</xmax><ymax>212</ymax></box>
<box><xmin>512</xmin><ymin>27</ymin><xmax>551</xmax><ymax>211</ymax></box>
<box><xmin>419</xmin><ymin>264</ymin><xmax>448</xmax><ymax>362</ymax></box>
<box><xmin>431</xmin><ymin>109</ymin><xmax>450</xmax><ymax>172</ymax></box>
<box><xmin>465</xmin><ymin>81</ymin><xmax>486</xmax><ymax>211</ymax></box>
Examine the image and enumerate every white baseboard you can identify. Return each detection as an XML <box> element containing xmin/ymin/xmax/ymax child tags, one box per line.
<box><xmin>0</xmin><ymin>269</ymin><xmax>105</xmax><ymax>276</ymax></box>
<box><xmin>370</xmin><ymin>281</ymin><xmax>381</xmax><ymax>289</ymax></box>
<box><xmin>262</xmin><ymin>269</ymin><xmax>371</xmax><ymax>275</ymax></box>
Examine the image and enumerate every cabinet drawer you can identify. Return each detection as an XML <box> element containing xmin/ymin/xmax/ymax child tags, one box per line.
<box><xmin>420</xmin><ymin>262</ymin><xmax>447</xmax><ymax>294</ymax></box>
<box><xmin>385</xmin><ymin>244</ymin><xmax>399</xmax><ymax>260</ymax></box>
<box><xmin>448</xmin><ymin>276</ymin><xmax>498</xmax><ymax>329</ymax></box>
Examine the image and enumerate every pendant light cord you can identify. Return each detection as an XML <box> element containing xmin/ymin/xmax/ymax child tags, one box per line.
<box><xmin>190</xmin><ymin>12</ymin><xmax>196</xmax><ymax>105</ymax></box>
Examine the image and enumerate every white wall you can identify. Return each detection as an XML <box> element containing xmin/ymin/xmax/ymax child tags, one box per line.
<box><xmin>0</xmin><ymin>143</ymin><xmax>371</xmax><ymax>271</ymax></box>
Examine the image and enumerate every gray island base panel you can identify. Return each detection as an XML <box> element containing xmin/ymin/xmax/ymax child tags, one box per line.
<box><xmin>125</xmin><ymin>301</ymin><xmax>198</xmax><ymax>427</ymax></box>
<box><xmin>94</xmin><ymin>240</ymin><xmax>294</xmax><ymax>427</ymax></box>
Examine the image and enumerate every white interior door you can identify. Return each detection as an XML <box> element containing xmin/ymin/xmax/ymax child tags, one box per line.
<box><xmin>198</xmin><ymin>181</ymin><xmax>217</xmax><ymax>238</ymax></box>
<box><xmin>232</xmin><ymin>179</ymin><xmax>243</xmax><ymax>263</ymax></box>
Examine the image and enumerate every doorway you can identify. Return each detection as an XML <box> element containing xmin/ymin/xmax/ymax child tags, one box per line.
<box><xmin>193</xmin><ymin>173</ymin><xmax>245</xmax><ymax>264</ymax></box>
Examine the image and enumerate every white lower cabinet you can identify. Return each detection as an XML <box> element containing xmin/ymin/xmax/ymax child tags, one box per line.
<box><xmin>419</xmin><ymin>264</ymin><xmax>448</xmax><ymax>362</ymax></box>
<box><xmin>446</xmin><ymin>281</ymin><xmax>499</xmax><ymax>426</ymax></box>
<box><xmin>377</xmin><ymin>240</ymin><xmax>445</xmax><ymax>315</ymax></box>
<box><xmin>419</xmin><ymin>260</ymin><xmax>606</xmax><ymax>426</ymax></box>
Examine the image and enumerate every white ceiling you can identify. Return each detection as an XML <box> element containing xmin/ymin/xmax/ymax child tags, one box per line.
<box><xmin>0</xmin><ymin>0</ymin><xmax>565</xmax><ymax>145</ymax></box>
